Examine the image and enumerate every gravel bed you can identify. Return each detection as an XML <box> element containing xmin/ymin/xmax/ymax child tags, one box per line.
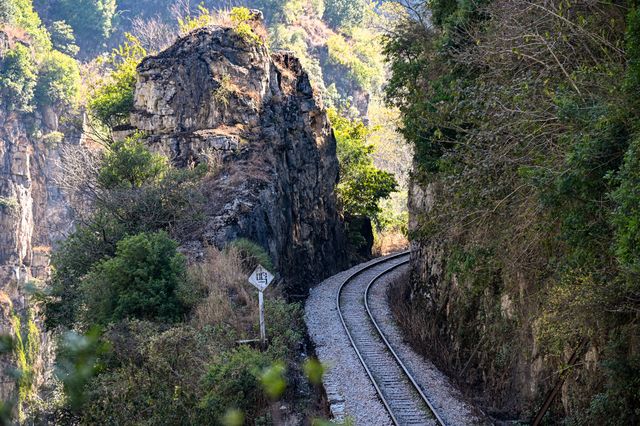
<box><xmin>368</xmin><ymin>264</ymin><xmax>489</xmax><ymax>425</ymax></box>
<box><xmin>305</xmin><ymin>256</ymin><xmax>395</xmax><ymax>425</ymax></box>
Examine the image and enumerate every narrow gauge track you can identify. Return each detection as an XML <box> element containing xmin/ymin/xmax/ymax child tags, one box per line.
<box><xmin>336</xmin><ymin>252</ymin><xmax>446</xmax><ymax>426</ymax></box>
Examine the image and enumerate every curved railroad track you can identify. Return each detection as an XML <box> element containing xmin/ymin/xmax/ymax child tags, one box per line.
<box><xmin>336</xmin><ymin>252</ymin><xmax>446</xmax><ymax>426</ymax></box>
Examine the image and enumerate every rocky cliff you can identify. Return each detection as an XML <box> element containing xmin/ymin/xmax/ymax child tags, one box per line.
<box><xmin>406</xmin><ymin>178</ymin><xmax>571</xmax><ymax>420</ymax></box>
<box><xmin>0</xmin><ymin>105</ymin><xmax>79</xmax><ymax>402</ymax></box>
<box><xmin>129</xmin><ymin>20</ymin><xmax>346</xmax><ymax>293</ymax></box>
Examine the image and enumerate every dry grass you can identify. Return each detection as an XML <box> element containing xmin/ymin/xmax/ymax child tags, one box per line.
<box><xmin>0</xmin><ymin>24</ymin><xmax>29</xmax><ymax>45</ymax></box>
<box><xmin>373</xmin><ymin>230</ymin><xmax>409</xmax><ymax>256</ymax></box>
<box><xmin>188</xmin><ymin>246</ymin><xmax>259</xmax><ymax>334</ymax></box>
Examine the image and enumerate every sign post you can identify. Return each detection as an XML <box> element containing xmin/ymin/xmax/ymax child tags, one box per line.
<box><xmin>248</xmin><ymin>264</ymin><xmax>274</xmax><ymax>345</ymax></box>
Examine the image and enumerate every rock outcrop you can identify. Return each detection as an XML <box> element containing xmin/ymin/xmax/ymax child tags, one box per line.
<box><xmin>130</xmin><ymin>22</ymin><xmax>346</xmax><ymax>293</ymax></box>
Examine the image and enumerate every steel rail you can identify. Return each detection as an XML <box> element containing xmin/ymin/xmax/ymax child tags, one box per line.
<box><xmin>365</xmin><ymin>259</ymin><xmax>446</xmax><ymax>426</ymax></box>
<box><xmin>336</xmin><ymin>251</ymin><xmax>445</xmax><ymax>425</ymax></box>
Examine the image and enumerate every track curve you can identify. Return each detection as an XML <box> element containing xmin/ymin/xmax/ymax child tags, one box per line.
<box><xmin>336</xmin><ymin>252</ymin><xmax>445</xmax><ymax>426</ymax></box>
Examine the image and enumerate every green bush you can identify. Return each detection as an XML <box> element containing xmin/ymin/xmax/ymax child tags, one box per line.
<box><xmin>55</xmin><ymin>327</ymin><xmax>110</xmax><ymax>411</ymax></box>
<box><xmin>50</xmin><ymin>21</ymin><xmax>79</xmax><ymax>57</ymax></box>
<box><xmin>199</xmin><ymin>346</ymin><xmax>271</xmax><ymax>422</ymax></box>
<box><xmin>264</xmin><ymin>300</ymin><xmax>303</xmax><ymax>361</ymax></box>
<box><xmin>228</xmin><ymin>238</ymin><xmax>274</xmax><ymax>272</ymax></box>
<box><xmin>611</xmin><ymin>135</ymin><xmax>640</xmax><ymax>278</ymax></box>
<box><xmin>230</xmin><ymin>7</ymin><xmax>263</xmax><ymax>45</ymax></box>
<box><xmin>79</xmin><ymin>323</ymin><xmax>219</xmax><ymax>424</ymax></box>
<box><xmin>50</xmin><ymin>0</ymin><xmax>116</xmax><ymax>52</ymax></box>
<box><xmin>98</xmin><ymin>135</ymin><xmax>168</xmax><ymax>189</ymax></box>
<box><xmin>45</xmin><ymin>214</ymin><xmax>125</xmax><ymax>330</ymax></box>
<box><xmin>5</xmin><ymin>0</ymin><xmax>51</xmax><ymax>52</ymax></box>
<box><xmin>34</xmin><ymin>49</ymin><xmax>80</xmax><ymax>107</ymax></box>
<box><xmin>81</xmin><ymin>231</ymin><xmax>190</xmax><ymax>326</ymax></box>
<box><xmin>323</xmin><ymin>0</ymin><xmax>367</xmax><ymax>29</ymax></box>
<box><xmin>0</xmin><ymin>44</ymin><xmax>37</xmax><ymax>111</ymax></box>
<box><xmin>0</xmin><ymin>0</ymin><xmax>16</xmax><ymax>23</ymax></box>
<box><xmin>89</xmin><ymin>34</ymin><xmax>146</xmax><ymax>128</ymax></box>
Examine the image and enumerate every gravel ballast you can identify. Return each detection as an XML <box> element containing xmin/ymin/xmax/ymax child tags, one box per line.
<box><xmin>305</xmin><ymin>255</ymin><xmax>487</xmax><ymax>425</ymax></box>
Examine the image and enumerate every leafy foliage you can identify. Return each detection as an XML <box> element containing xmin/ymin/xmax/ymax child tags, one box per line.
<box><xmin>329</xmin><ymin>108</ymin><xmax>397</xmax><ymax>220</ymax></box>
<box><xmin>200</xmin><ymin>346</ymin><xmax>271</xmax><ymax>422</ymax></box>
<box><xmin>0</xmin><ymin>44</ymin><xmax>37</xmax><ymax>111</ymax></box>
<box><xmin>177</xmin><ymin>4</ymin><xmax>215</xmax><ymax>35</ymax></box>
<box><xmin>45</xmin><ymin>136</ymin><xmax>206</xmax><ymax>330</ymax></box>
<box><xmin>34</xmin><ymin>49</ymin><xmax>80</xmax><ymax>107</ymax></box>
<box><xmin>4</xmin><ymin>0</ymin><xmax>51</xmax><ymax>52</ymax></box>
<box><xmin>97</xmin><ymin>135</ymin><xmax>168</xmax><ymax>189</ymax></box>
<box><xmin>385</xmin><ymin>0</ymin><xmax>640</xmax><ymax>420</ymax></box>
<box><xmin>55</xmin><ymin>327</ymin><xmax>109</xmax><ymax>410</ymax></box>
<box><xmin>230</xmin><ymin>7</ymin><xmax>263</xmax><ymax>45</ymax></box>
<box><xmin>49</xmin><ymin>0</ymin><xmax>116</xmax><ymax>53</ymax></box>
<box><xmin>81</xmin><ymin>231</ymin><xmax>190</xmax><ymax>326</ymax></box>
<box><xmin>323</xmin><ymin>0</ymin><xmax>367</xmax><ymax>29</ymax></box>
<box><xmin>50</xmin><ymin>20</ymin><xmax>79</xmax><ymax>57</ymax></box>
<box><xmin>228</xmin><ymin>238</ymin><xmax>274</xmax><ymax>272</ymax></box>
<box><xmin>89</xmin><ymin>34</ymin><xmax>146</xmax><ymax>128</ymax></box>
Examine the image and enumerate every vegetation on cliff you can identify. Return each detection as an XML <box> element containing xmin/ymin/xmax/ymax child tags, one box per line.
<box><xmin>0</xmin><ymin>1</ymin><xmax>406</xmax><ymax>423</ymax></box>
<box><xmin>0</xmin><ymin>0</ymin><xmax>80</xmax><ymax>113</ymax></box>
<box><xmin>386</xmin><ymin>0</ymin><xmax>640</xmax><ymax>422</ymax></box>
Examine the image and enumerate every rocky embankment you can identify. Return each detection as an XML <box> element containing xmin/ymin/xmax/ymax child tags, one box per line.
<box><xmin>129</xmin><ymin>19</ymin><xmax>346</xmax><ymax>293</ymax></box>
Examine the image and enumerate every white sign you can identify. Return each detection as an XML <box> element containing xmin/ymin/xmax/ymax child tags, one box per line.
<box><xmin>248</xmin><ymin>264</ymin><xmax>274</xmax><ymax>292</ymax></box>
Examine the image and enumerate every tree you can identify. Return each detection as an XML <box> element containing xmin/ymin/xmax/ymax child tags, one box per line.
<box><xmin>98</xmin><ymin>135</ymin><xmax>168</xmax><ymax>189</ymax></box>
<box><xmin>82</xmin><ymin>231</ymin><xmax>190</xmax><ymax>326</ymax></box>
<box><xmin>50</xmin><ymin>20</ymin><xmax>79</xmax><ymax>57</ymax></box>
<box><xmin>328</xmin><ymin>108</ymin><xmax>397</xmax><ymax>220</ymax></box>
<box><xmin>323</xmin><ymin>0</ymin><xmax>367</xmax><ymax>29</ymax></box>
<box><xmin>89</xmin><ymin>34</ymin><xmax>146</xmax><ymax>128</ymax></box>
<box><xmin>0</xmin><ymin>44</ymin><xmax>37</xmax><ymax>111</ymax></box>
<box><xmin>5</xmin><ymin>0</ymin><xmax>51</xmax><ymax>52</ymax></box>
<box><xmin>34</xmin><ymin>49</ymin><xmax>80</xmax><ymax>107</ymax></box>
<box><xmin>50</xmin><ymin>0</ymin><xmax>116</xmax><ymax>53</ymax></box>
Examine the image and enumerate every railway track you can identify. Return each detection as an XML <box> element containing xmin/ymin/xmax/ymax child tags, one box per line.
<box><xmin>336</xmin><ymin>252</ymin><xmax>446</xmax><ymax>426</ymax></box>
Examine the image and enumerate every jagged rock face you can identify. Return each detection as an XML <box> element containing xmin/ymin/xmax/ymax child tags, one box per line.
<box><xmin>0</xmin><ymin>107</ymin><xmax>77</xmax><ymax>400</ymax></box>
<box><xmin>131</xmin><ymin>25</ymin><xmax>346</xmax><ymax>293</ymax></box>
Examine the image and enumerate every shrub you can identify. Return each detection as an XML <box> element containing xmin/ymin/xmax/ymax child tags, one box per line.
<box><xmin>0</xmin><ymin>196</ymin><xmax>19</xmax><ymax>213</ymax></box>
<box><xmin>328</xmin><ymin>108</ymin><xmax>397</xmax><ymax>221</ymax></box>
<box><xmin>98</xmin><ymin>135</ymin><xmax>168</xmax><ymax>189</ymax></box>
<box><xmin>0</xmin><ymin>43</ymin><xmax>37</xmax><ymax>111</ymax></box>
<box><xmin>50</xmin><ymin>0</ymin><xmax>116</xmax><ymax>52</ymax></box>
<box><xmin>34</xmin><ymin>49</ymin><xmax>80</xmax><ymax>107</ymax></box>
<box><xmin>55</xmin><ymin>327</ymin><xmax>109</xmax><ymax>410</ymax></box>
<box><xmin>611</xmin><ymin>135</ymin><xmax>640</xmax><ymax>279</ymax></box>
<box><xmin>264</xmin><ymin>300</ymin><xmax>303</xmax><ymax>361</ymax></box>
<box><xmin>42</xmin><ymin>131</ymin><xmax>64</xmax><ymax>146</ymax></box>
<box><xmin>228</xmin><ymin>238</ymin><xmax>274</xmax><ymax>272</ymax></box>
<box><xmin>81</xmin><ymin>231</ymin><xmax>191</xmax><ymax>326</ymax></box>
<box><xmin>89</xmin><ymin>34</ymin><xmax>146</xmax><ymax>128</ymax></box>
<box><xmin>50</xmin><ymin>21</ymin><xmax>79</xmax><ymax>57</ymax></box>
<box><xmin>323</xmin><ymin>0</ymin><xmax>367</xmax><ymax>29</ymax></box>
<box><xmin>230</xmin><ymin>7</ymin><xmax>263</xmax><ymax>45</ymax></box>
<box><xmin>5</xmin><ymin>0</ymin><xmax>51</xmax><ymax>52</ymax></box>
<box><xmin>79</xmin><ymin>323</ymin><xmax>219</xmax><ymax>425</ymax></box>
<box><xmin>177</xmin><ymin>4</ymin><xmax>214</xmax><ymax>35</ymax></box>
<box><xmin>199</xmin><ymin>346</ymin><xmax>271</xmax><ymax>422</ymax></box>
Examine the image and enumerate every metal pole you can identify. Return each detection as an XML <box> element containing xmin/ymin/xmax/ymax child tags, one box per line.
<box><xmin>259</xmin><ymin>290</ymin><xmax>266</xmax><ymax>345</ymax></box>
